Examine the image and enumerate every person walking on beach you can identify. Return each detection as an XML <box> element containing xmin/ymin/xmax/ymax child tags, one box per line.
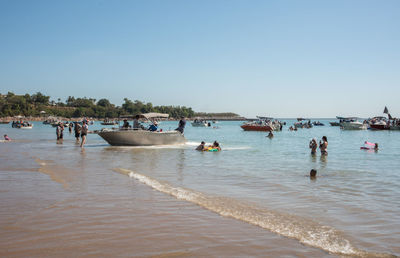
<box><xmin>319</xmin><ymin>136</ymin><xmax>328</xmax><ymax>155</ymax></box>
<box><xmin>74</xmin><ymin>122</ymin><xmax>81</xmax><ymax>143</ymax></box>
<box><xmin>309</xmin><ymin>138</ymin><xmax>318</xmax><ymax>155</ymax></box>
<box><xmin>176</xmin><ymin>116</ymin><xmax>186</xmax><ymax>133</ymax></box>
<box><xmin>80</xmin><ymin>120</ymin><xmax>88</xmax><ymax>148</ymax></box>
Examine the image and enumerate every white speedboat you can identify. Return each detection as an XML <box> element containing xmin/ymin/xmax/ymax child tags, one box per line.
<box><xmin>191</xmin><ymin>119</ymin><xmax>209</xmax><ymax>127</ymax></box>
<box><xmin>97</xmin><ymin>113</ymin><xmax>185</xmax><ymax>146</ymax></box>
<box><xmin>340</xmin><ymin>117</ymin><xmax>367</xmax><ymax>130</ymax></box>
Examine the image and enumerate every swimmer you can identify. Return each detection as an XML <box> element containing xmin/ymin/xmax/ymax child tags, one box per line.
<box><xmin>4</xmin><ymin>134</ymin><xmax>11</xmax><ymax>141</ymax></box>
<box><xmin>267</xmin><ymin>131</ymin><xmax>274</xmax><ymax>138</ymax></box>
<box><xmin>196</xmin><ymin>141</ymin><xmax>206</xmax><ymax>151</ymax></box>
<box><xmin>310</xmin><ymin>169</ymin><xmax>317</xmax><ymax>179</ymax></box>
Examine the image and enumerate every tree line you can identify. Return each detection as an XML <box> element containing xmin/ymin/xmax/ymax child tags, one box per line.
<box><xmin>0</xmin><ymin>92</ymin><xmax>198</xmax><ymax>119</ymax></box>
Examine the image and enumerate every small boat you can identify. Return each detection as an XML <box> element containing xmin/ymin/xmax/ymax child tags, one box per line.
<box><xmin>329</xmin><ymin>122</ymin><xmax>340</xmax><ymax>126</ymax></box>
<box><xmin>340</xmin><ymin>117</ymin><xmax>367</xmax><ymax>130</ymax></box>
<box><xmin>191</xmin><ymin>119</ymin><xmax>209</xmax><ymax>127</ymax></box>
<box><xmin>12</xmin><ymin>121</ymin><xmax>33</xmax><ymax>129</ymax></box>
<box><xmin>312</xmin><ymin>121</ymin><xmax>324</xmax><ymax>126</ymax></box>
<box><xmin>369</xmin><ymin>118</ymin><xmax>390</xmax><ymax>130</ymax></box>
<box><xmin>97</xmin><ymin>113</ymin><xmax>185</xmax><ymax>146</ymax></box>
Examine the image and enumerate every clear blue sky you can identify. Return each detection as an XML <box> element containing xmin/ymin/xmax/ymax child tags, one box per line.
<box><xmin>1</xmin><ymin>0</ymin><xmax>399</xmax><ymax>118</ymax></box>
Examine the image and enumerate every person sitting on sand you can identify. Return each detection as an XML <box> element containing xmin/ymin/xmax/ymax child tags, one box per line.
<box><xmin>4</xmin><ymin>134</ymin><xmax>11</xmax><ymax>141</ymax></box>
<box><xmin>309</xmin><ymin>138</ymin><xmax>317</xmax><ymax>155</ymax></box>
<box><xmin>196</xmin><ymin>141</ymin><xmax>206</xmax><ymax>151</ymax></box>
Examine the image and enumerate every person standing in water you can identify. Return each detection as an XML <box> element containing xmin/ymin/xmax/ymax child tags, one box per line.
<box><xmin>309</xmin><ymin>138</ymin><xmax>318</xmax><ymax>155</ymax></box>
<box><xmin>80</xmin><ymin>120</ymin><xmax>89</xmax><ymax>148</ymax></box>
<box><xmin>74</xmin><ymin>122</ymin><xmax>82</xmax><ymax>143</ymax></box>
<box><xmin>319</xmin><ymin>136</ymin><xmax>328</xmax><ymax>155</ymax></box>
<box><xmin>56</xmin><ymin>122</ymin><xmax>64</xmax><ymax>142</ymax></box>
<box><xmin>176</xmin><ymin>116</ymin><xmax>186</xmax><ymax>133</ymax></box>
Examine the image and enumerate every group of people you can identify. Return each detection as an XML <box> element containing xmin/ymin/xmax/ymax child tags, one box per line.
<box><xmin>196</xmin><ymin>141</ymin><xmax>221</xmax><ymax>152</ymax></box>
<box><xmin>309</xmin><ymin>136</ymin><xmax>328</xmax><ymax>155</ymax></box>
<box><xmin>120</xmin><ymin>115</ymin><xmax>186</xmax><ymax>133</ymax></box>
<box><xmin>56</xmin><ymin>120</ymin><xmax>88</xmax><ymax>148</ymax></box>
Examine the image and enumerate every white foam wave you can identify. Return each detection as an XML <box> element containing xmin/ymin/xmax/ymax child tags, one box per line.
<box><xmin>115</xmin><ymin>168</ymin><xmax>393</xmax><ymax>257</ymax></box>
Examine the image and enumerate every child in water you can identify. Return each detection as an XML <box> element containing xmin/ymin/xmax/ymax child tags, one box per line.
<box><xmin>4</xmin><ymin>134</ymin><xmax>11</xmax><ymax>141</ymax></box>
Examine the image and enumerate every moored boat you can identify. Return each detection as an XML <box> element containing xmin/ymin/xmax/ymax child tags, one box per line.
<box><xmin>241</xmin><ymin>116</ymin><xmax>281</xmax><ymax>131</ymax></box>
<box><xmin>97</xmin><ymin>113</ymin><xmax>185</xmax><ymax>146</ymax></box>
<box><xmin>191</xmin><ymin>119</ymin><xmax>209</xmax><ymax>127</ymax></box>
<box><xmin>101</xmin><ymin>119</ymin><xmax>118</xmax><ymax>125</ymax></box>
<box><xmin>340</xmin><ymin>117</ymin><xmax>367</xmax><ymax>130</ymax></box>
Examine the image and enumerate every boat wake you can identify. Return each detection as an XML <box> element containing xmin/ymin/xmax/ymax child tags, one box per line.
<box><xmin>114</xmin><ymin>168</ymin><xmax>394</xmax><ymax>257</ymax></box>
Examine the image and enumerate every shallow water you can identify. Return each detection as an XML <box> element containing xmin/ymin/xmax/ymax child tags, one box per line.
<box><xmin>0</xmin><ymin>120</ymin><xmax>399</xmax><ymax>257</ymax></box>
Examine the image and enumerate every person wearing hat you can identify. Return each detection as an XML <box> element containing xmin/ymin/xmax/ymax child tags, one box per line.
<box><xmin>122</xmin><ymin>119</ymin><xmax>130</xmax><ymax>129</ymax></box>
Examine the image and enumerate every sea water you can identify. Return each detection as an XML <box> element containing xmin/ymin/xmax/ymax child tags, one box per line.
<box><xmin>0</xmin><ymin>120</ymin><xmax>399</xmax><ymax>257</ymax></box>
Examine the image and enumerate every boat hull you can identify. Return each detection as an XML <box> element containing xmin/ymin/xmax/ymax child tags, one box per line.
<box><xmin>340</xmin><ymin>122</ymin><xmax>367</xmax><ymax>130</ymax></box>
<box><xmin>369</xmin><ymin>124</ymin><xmax>390</xmax><ymax>130</ymax></box>
<box><xmin>241</xmin><ymin>124</ymin><xmax>273</xmax><ymax>131</ymax></box>
<box><xmin>191</xmin><ymin>123</ymin><xmax>209</xmax><ymax>127</ymax></box>
<box><xmin>98</xmin><ymin>129</ymin><xmax>186</xmax><ymax>146</ymax></box>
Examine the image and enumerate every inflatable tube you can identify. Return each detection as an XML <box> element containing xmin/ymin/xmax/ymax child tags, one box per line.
<box><xmin>206</xmin><ymin>147</ymin><xmax>219</xmax><ymax>152</ymax></box>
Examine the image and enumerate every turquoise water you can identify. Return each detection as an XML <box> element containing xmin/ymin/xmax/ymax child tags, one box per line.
<box><xmin>1</xmin><ymin>120</ymin><xmax>399</xmax><ymax>256</ymax></box>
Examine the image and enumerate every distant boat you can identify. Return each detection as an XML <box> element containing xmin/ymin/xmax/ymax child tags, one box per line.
<box><xmin>191</xmin><ymin>119</ymin><xmax>209</xmax><ymax>127</ymax></box>
<box><xmin>101</xmin><ymin>119</ymin><xmax>118</xmax><ymax>125</ymax></box>
<box><xmin>339</xmin><ymin>117</ymin><xmax>367</xmax><ymax>130</ymax></box>
<box><xmin>329</xmin><ymin>122</ymin><xmax>340</xmax><ymax>126</ymax></box>
<box><xmin>12</xmin><ymin>121</ymin><xmax>33</xmax><ymax>129</ymax></box>
<box><xmin>312</xmin><ymin>121</ymin><xmax>324</xmax><ymax>126</ymax></box>
<box><xmin>241</xmin><ymin>116</ymin><xmax>281</xmax><ymax>131</ymax></box>
<box><xmin>369</xmin><ymin>117</ymin><xmax>390</xmax><ymax>130</ymax></box>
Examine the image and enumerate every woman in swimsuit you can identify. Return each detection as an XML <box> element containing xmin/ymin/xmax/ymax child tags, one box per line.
<box><xmin>80</xmin><ymin>121</ymin><xmax>89</xmax><ymax>148</ymax></box>
<box><xmin>309</xmin><ymin>138</ymin><xmax>317</xmax><ymax>155</ymax></box>
<box><xmin>319</xmin><ymin>136</ymin><xmax>328</xmax><ymax>155</ymax></box>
